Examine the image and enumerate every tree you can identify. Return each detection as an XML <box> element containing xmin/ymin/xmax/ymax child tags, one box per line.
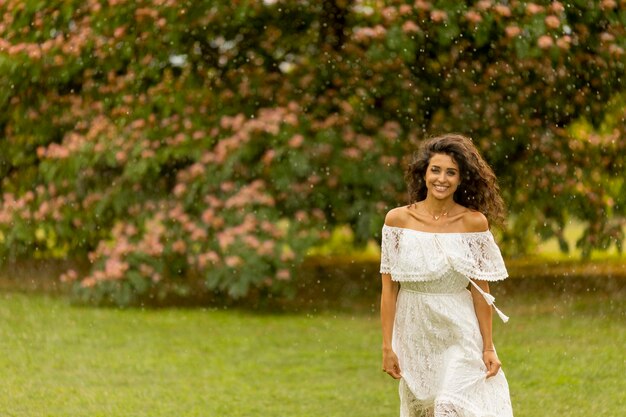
<box><xmin>0</xmin><ymin>0</ymin><xmax>624</xmax><ymax>304</ymax></box>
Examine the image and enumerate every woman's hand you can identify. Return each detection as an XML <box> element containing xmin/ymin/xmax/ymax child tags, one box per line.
<box><xmin>483</xmin><ymin>350</ymin><xmax>501</xmax><ymax>378</ymax></box>
<box><xmin>382</xmin><ymin>349</ymin><xmax>402</xmax><ymax>379</ymax></box>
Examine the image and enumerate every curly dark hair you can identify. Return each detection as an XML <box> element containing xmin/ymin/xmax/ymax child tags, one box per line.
<box><xmin>405</xmin><ymin>134</ymin><xmax>506</xmax><ymax>227</ymax></box>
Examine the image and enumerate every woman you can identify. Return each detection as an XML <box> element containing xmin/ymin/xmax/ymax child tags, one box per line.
<box><xmin>380</xmin><ymin>134</ymin><xmax>514</xmax><ymax>416</ymax></box>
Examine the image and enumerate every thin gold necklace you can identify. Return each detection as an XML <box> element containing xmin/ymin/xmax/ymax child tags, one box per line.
<box><xmin>422</xmin><ymin>204</ymin><xmax>454</xmax><ymax>221</ymax></box>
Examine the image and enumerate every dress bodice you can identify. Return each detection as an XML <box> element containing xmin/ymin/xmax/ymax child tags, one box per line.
<box><xmin>400</xmin><ymin>272</ymin><xmax>470</xmax><ymax>294</ymax></box>
<box><xmin>379</xmin><ymin>225</ymin><xmax>508</xmax><ymax>283</ymax></box>
<box><xmin>380</xmin><ymin>224</ymin><xmax>511</xmax><ymax>322</ymax></box>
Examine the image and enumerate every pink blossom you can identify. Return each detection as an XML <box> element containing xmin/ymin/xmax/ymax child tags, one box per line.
<box><xmin>171</xmin><ymin>133</ymin><xmax>186</xmax><ymax>145</ymax></box>
<box><xmin>381</xmin><ymin>7</ymin><xmax>397</xmax><ymax>22</ymax></box>
<box><xmin>189</xmin><ymin>226</ymin><xmax>207</xmax><ymax>241</ymax></box>
<box><xmin>537</xmin><ymin>35</ymin><xmax>553</xmax><ymax>49</ymax></box>
<box><xmin>82</xmin><ymin>193</ymin><xmax>102</xmax><ymax>208</ymax></box>
<box><xmin>493</xmin><ymin>4</ymin><xmax>511</xmax><ymax>16</ymax></box>
<box><xmin>243</xmin><ymin>235</ymin><xmax>261</xmax><ymax>249</ymax></box>
<box><xmin>34</xmin><ymin>201</ymin><xmax>49</xmax><ymax>221</ymax></box>
<box><xmin>46</xmin><ymin>143</ymin><xmax>70</xmax><ymax>159</ymax></box>
<box><xmin>224</xmin><ymin>181</ymin><xmax>275</xmax><ymax>208</ymax></box>
<box><xmin>217</xmin><ymin>231</ymin><xmax>235</xmax><ymax>250</ymax></box>
<box><xmin>260</xmin><ymin>221</ymin><xmax>275</xmax><ymax>234</ymax></box>
<box><xmin>556</xmin><ymin>36</ymin><xmax>571</xmax><ymax>50</ymax></box>
<box><xmin>609</xmin><ymin>44</ymin><xmax>624</xmax><ymax>56</ymax></box>
<box><xmin>545</xmin><ymin>15</ymin><xmax>560</xmax><ymax>29</ymax></box>
<box><xmin>430</xmin><ymin>10</ymin><xmax>448</xmax><ymax>22</ymax></box>
<box><xmin>139</xmin><ymin>263</ymin><xmax>155</xmax><ymax>277</ymax></box>
<box><xmin>399</xmin><ymin>5</ymin><xmax>412</xmax><ymax>15</ymax></box>
<box><xmin>172</xmin><ymin>240</ymin><xmax>186</xmax><ymax>253</ymax></box>
<box><xmin>288</xmin><ymin>134</ymin><xmax>304</xmax><ymax>148</ymax></box>
<box><xmin>526</xmin><ymin>3</ymin><xmax>544</xmax><ymax>14</ymax></box>
<box><xmin>257</xmin><ymin>240</ymin><xmax>275</xmax><ymax>256</ymax></box>
<box><xmin>308</xmin><ymin>174</ymin><xmax>321</xmax><ymax>185</ymax></box>
<box><xmin>505</xmin><ymin>26</ymin><xmax>522</xmax><ymax>38</ymax></box>
<box><xmin>60</xmin><ymin>269</ymin><xmax>78</xmax><ymax>283</ymax></box>
<box><xmin>201</xmin><ymin>208</ymin><xmax>214</xmax><ymax>224</ymax></box>
<box><xmin>295</xmin><ymin>210</ymin><xmax>308</xmax><ymax>222</ymax></box>
<box><xmin>262</xmin><ymin>149</ymin><xmax>276</xmax><ymax>165</ymax></box>
<box><xmin>353</xmin><ymin>25</ymin><xmax>387</xmax><ymax>42</ymax></box>
<box><xmin>130</xmin><ymin>118</ymin><xmax>146</xmax><ymax>129</ymax></box>
<box><xmin>221</xmin><ymin>182</ymin><xmax>235</xmax><ymax>193</ymax></box>
<box><xmin>104</xmin><ymin>258</ymin><xmax>129</xmax><ymax>280</ymax></box>
<box><xmin>113</xmin><ymin>26</ymin><xmax>126</xmax><ymax>38</ymax></box>
<box><xmin>343</xmin><ymin>147</ymin><xmax>361</xmax><ymax>159</ymax></box>
<box><xmin>465</xmin><ymin>11</ymin><xmax>482</xmax><ymax>24</ymax></box>
<box><xmin>123</xmin><ymin>223</ymin><xmax>137</xmax><ymax>236</ymax></box>
<box><xmin>115</xmin><ymin>151</ymin><xmax>127</xmax><ymax>163</ymax></box>
<box><xmin>135</xmin><ymin>7</ymin><xmax>159</xmax><ymax>20</ymax></box>
<box><xmin>173</xmin><ymin>183</ymin><xmax>187</xmax><ymax>197</ymax></box>
<box><xmin>311</xmin><ymin>209</ymin><xmax>325</xmax><ymax>220</ymax></box>
<box><xmin>188</xmin><ymin>162</ymin><xmax>205</xmax><ymax>178</ymax></box>
<box><xmin>81</xmin><ymin>277</ymin><xmax>97</xmax><ymax>288</ymax></box>
<box><xmin>551</xmin><ymin>1</ymin><xmax>565</xmax><ymax>13</ymax></box>
<box><xmin>600</xmin><ymin>32</ymin><xmax>615</xmax><ymax>42</ymax></box>
<box><xmin>225</xmin><ymin>256</ymin><xmax>242</xmax><ymax>268</ymax></box>
<box><xmin>380</xmin><ymin>156</ymin><xmax>398</xmax><ymax>166</ymax></box>
<box><xmin>197</xmin><ymin>251</ymin><xmax>220</xmax><ymax>268</ymax></box>
<box><xmin>601</xmin><ymin>0</ymin><xmax>617</xmax><ymax>9</ymax></box>
<box><xmin>206</xmin><ymin>252</ymin><xmax>220</xmax><ymax>263</ymax></box>
<box><xmin>27</xmin><ymin>46</ymin><xmax>42</xmax><ymax>60</ymax></box>
<box><xmin>476</xmin><ymin>1</ymin><xmax>492</xmax><ymax>11</ymax></box>
<box><xmin>402</xmin><ymin>21</ymin><xmax>420</xmax><ymax>34</ymax></box>
<box><xmin>276</xmin><ymin>269</ymin><xmax>291</xmax><ymax>281</ymax></box>
<box><xmin>414</xmin><ymin>0</ymin><xmax>431</xmax><ymax>11</ymax></box>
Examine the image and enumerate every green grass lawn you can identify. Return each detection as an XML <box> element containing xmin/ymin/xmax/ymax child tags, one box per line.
<box><xmin>0</xmin><ymin>289</ymin><xmax>624</xmax><ymax>417</ymax></box>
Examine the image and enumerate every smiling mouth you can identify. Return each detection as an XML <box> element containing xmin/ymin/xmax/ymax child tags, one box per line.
<box><xmin>434</xmin><ymin>185</ymin><xmax>449</xmax><ymax>192</ymax></box>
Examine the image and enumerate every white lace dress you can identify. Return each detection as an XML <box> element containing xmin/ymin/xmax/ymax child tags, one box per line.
<box><xmin>380</xmin><ymin>225</ymin><xmax>514</xmax><ymax>417</ymax></box>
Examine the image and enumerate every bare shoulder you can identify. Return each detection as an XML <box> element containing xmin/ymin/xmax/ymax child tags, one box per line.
<box><xmin>461</xmin><ymin>209</ymin><xmax>489</xmax><ymax>232</ymax></box>
<box><xmin>384</xmin><ymin>206</ymin><xmax>409</xmax><ymax>227</ymax></box>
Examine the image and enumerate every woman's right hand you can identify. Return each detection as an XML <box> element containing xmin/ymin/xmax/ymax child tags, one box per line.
<box><xmin>382</xmin><ymin>349</ymin><xmax>402</xmax><ymax>379</ymax></box>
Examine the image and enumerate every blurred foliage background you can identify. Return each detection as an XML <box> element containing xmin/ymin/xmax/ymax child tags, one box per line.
<box><xmin>0</xmin><ymin>0</ymin><xmax>625</xmax><ymax>305</ymax></box>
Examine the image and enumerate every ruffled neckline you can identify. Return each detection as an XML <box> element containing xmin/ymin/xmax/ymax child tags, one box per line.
<box><xmin>379</xmin><ymin>224</ymin><xmax>507</xmax><ymax>282</ymax></box>
<box><xmin>382</xmin><ymin>224</ymin><xmax>492</xmax><ymax>236</ymax></box>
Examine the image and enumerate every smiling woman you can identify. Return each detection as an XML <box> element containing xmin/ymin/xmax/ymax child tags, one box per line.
<box><xmin>380</xmin><ymin>134</ymin><xmax>513</xmax><ymax>417</ymax></box>
<box><xmin>404</xmin><ymin>134</ymin><xmax>506</xmax><ymax>229</ymax></box>
<box><xmin>422</xmin><ymin>153</ymin><xmax>461</xmax><ymax>216</ymax></box>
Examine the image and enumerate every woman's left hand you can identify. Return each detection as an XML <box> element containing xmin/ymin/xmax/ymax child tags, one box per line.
<box><xmin>483</xmin><ymin>350</ymin><xmax>501</xmax><ymax>378</ymax></box>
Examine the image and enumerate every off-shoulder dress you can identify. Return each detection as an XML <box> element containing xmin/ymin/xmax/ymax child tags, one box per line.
<box><xmin>380</xmin><ymin>225</ymin><xmax>514</xmax><ymax>417</ymax></box>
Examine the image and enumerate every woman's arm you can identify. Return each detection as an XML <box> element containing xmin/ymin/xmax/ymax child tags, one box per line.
<box><xmin>381</xmin><ymin>273</ymin><xmax>401</xmax><ymax>379</ymax></box>
<box><xmin>470</xmin><ymin>280</ymin><xmax>502</xmax><ymax>379</ymax></box>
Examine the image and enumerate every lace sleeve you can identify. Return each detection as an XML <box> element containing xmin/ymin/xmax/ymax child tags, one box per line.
<box><xmin>461</xmin><ymin>232</ymin><xmax>508</xmax><ymax>281</ymax></box>
<box><xmin>379</xmin><ymin>225</ymin><xmax>400</xmax><ymax>274</ymax></box>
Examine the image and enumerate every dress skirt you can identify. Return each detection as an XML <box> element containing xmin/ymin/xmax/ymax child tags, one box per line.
<box><xmin>393</xmin><ymin>279</ymin><xmax>514</xmax><ymax>417</ymax></box>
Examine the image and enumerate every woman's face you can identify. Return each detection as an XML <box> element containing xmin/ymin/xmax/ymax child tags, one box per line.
<box><xmin>424</xmin><ymin>153</ymin><xmax>460</xmax><ymax>200</ymax></box>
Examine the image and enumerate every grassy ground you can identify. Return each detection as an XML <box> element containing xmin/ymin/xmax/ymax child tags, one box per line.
<box><xmin>0</xmin><ymin>288</ymin><xmax>624</xmax><ymax>417</ymax></box>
